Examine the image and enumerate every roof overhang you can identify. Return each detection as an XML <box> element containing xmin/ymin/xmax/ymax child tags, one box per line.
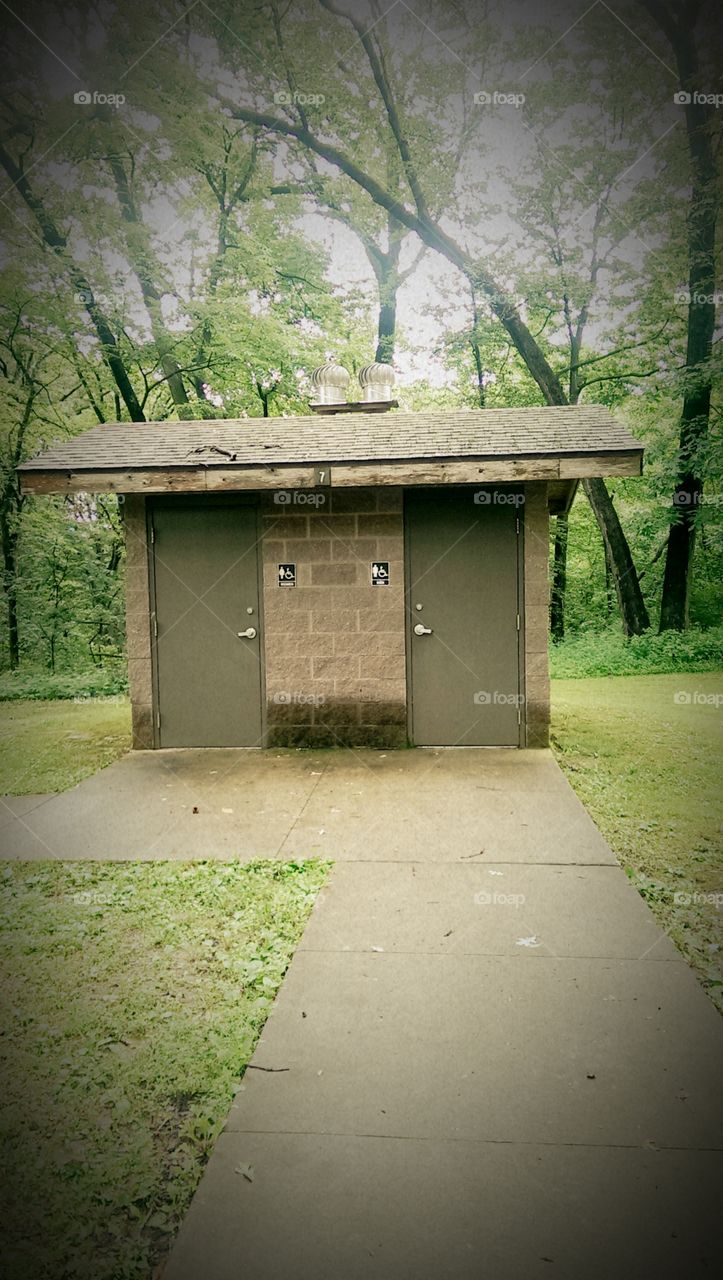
<box><xmin>19</xmin><ymin>448</ymin><xmax>643</xmax><ymax>502</ymax></box>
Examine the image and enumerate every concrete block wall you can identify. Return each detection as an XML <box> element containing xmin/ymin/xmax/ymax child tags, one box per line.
<box><xmin>522</xmin><ymin>482</ymin><xmax>550</xmax><ymax>747</ymax></box>
<box><xmin>261</xmin><ymin>488</ymin><xmax>408</xmax><ymax>748</ymax></box>
<box><xmin>122</xmin><ymin>495</ymin><xmax>154</xmax><ymax>749</ymax></box>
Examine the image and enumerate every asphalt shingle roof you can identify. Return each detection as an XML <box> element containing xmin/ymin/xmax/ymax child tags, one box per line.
<box><xmin>20</xmin><ymin>405</ymin><xmax>642</xmax><ymax>472</ymax></box>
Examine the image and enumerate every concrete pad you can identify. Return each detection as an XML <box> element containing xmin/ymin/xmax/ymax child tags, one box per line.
<box><xmin>0</xmin><ymin>747</ymin><xmax>611</xmax><ymax>863</ymax></box>
<box><xmin>228</xmin><ymin>952</ymin><xmax>723</xmax><ymax>1149</ymax></box>
<box><xmin>282</xmin><ymin>750</ymin><xmax>615</xmax><ymax>863</ymax></box>
<box><xmin>298</xmin><ymin>863</ymin><xmax>680</xmax><ymax>960</ymax></box>
<box><xmin>0</xmin><ymin>749</ymin><xmax>329</xmax><ymax>859</ymax></box>
<box><xmin>163</xmin><ymin>1133</ymin><xmax>723</xmax><ymax>1280</ymax></box>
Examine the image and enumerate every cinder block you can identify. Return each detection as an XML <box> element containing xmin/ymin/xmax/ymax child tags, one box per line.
<box><xmin>131</xmin><ymin>703</ymin><xmax>154</xmax><ymax>750</ymax></box>
<box><xmin>524</xmin><ymin>605</ymin><xmax>550</xmax><ymax>653</ymax></box>
<box><xmin>312</xmin><ymin>654</ymin><xmax>360</xmax><ymax>679</ymax></box>
<box><xmin>310</xmin><ymin>562</ymin><xmax>360</xmax><ymax>586</ymax></box>
<box><xmin>125</xmin><ymin>608</ymin><xmax>151</xmax><ymax>660</ymax></box>
<box><xmin>331</xmin><ymin>538</ymin><xmax>377</xmax><ymax>561</ymax></box>
<box><xmin>266</xmin><ymin>698</ymin><xmax>315</xmax><ymax>726</ymax></box>
<box><xmin>333</xmin><ymin>632</ymin><xmax>379</xmax><ymax>658</ymax></box>
<box><xmin>311</xmin><ymin>609</ymin><xmax>359</xmax><ymax>634</ymax></box>
<box><xmin>263</xmin><ymin>514</ymin><xmax>309</xmax><ymax>538</ymax></box>
<box><xmin>285</xmin><ymin>538</ymin><xmax>332</xmax><ymax>561</ymax></box>
<box><xmin>263</xmin><ymin>539</ymin><xmax>286</xmax><ymax>562</ymax></box>
<box><xmin>312</xmin><ymin>699</ymin><xmax>362</xmax><ymax>727</ymax></box>
<box><xmin>373</xmin><ymin>631</ymin><xmax>407</xmax><ymax>660</ymax></box>
<box><xmin>358</xmin><ymin>607</ymin><xmax>405</xmax><ymax>633</ymax></box>
<box><xmin>357</xmin><ymin>513</ymin><xmax>404</xmax><ymax>538</ymax></box>
<box><xmin>267</xmin><ymin>632</ymin><xmax>333</xmax><ymax>659</ymax></box>
<box><xmin>127</xmin><ymin>658</ymin><xmax>152</xmax><ymax>706</ymax></box>
<box><xmin>328</xmin><ymin>489</ymin><xmax>377</xmax><ymax>513</ymax></box>
<box><xmin>264</xmin><ymin>657</ymin><xmax>313</xmax><ymax>683</ymax></box>
<box><xmin>357</xmin><ymin>699</ymin><xmax>407</xmax><ymax>725</ymax></box>
<box><xmin>310</xmin><ymin>514</ymin><xmax>357</xmax><ymax>539</ymax></box>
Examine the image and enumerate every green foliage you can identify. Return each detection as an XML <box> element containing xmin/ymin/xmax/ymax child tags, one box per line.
<box><xmin>0</xmin><ymin>858</ymin><xmax>330</xmax><ymax>1279</ymax></box>
<box><xmin>0</xmin><ymin>668</ymin><xmax>128</xmax><ymax>701</ymax></box>
<box><xmin>550</xmin><ymin>625</ymin><xmax>723</xmax><ymax>679</ymax></box>
<box><xmin>1</xmin><ymin>495</ymin><xmax>127</xmax><ymax>674</ymax></box>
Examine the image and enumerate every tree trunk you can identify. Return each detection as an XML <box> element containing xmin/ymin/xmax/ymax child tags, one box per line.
<box><xmin>550</xmin><ymin>515</ymin><xmax>568</xmax><ymax>642</ymax></box>
<box><xmin>0</xmin><ymin>144</ymin><xmax>145</xmax><ymax>423</ymax></box>
<box><xmin>376</xmin><ymin>289</ymin><xmax>397</xmax><ymax>363</ymax></box>
<box><xmin>0</xmin><ymin>517</ymin><xmax>19</xmax><ymax>668</ymax></box>
<box><xmin>584</xmin><ymin>478</ymin><xmax>650</xmax><ymax>636</ymax></box>
<box><xmin>108</xmin><ymin>156</ymin><xmax>191</xmax><ymax>411</ymax></box>
<box><xmin>604</xmin><ymin>540</ymin><xmax>614</xmax><ymax>619</ymax></box>
<box><xmin>640</xmin><ymin>2</ymin><xmax>717</xmax><ymax>631</ymax></box>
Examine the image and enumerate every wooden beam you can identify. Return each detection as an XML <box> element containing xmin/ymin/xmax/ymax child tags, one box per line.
<box><xmin>558</xmin><ymin>452</ymin><xmax>642</xmax><ymax>478</ymax></box>
<box><xmin>328</xmin><ymin>458</ymin><xmax>561</xmax><ymax>486</ymax></box>
<box><xmin>18</xmin><ymin>451</ymin><xmax>643</xmax><ymax>495</ymax></box>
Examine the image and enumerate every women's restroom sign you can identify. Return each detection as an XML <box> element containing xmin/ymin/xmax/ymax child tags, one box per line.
<box><xmin>371</xmin><ymin>561</ymin><xmax>390</xmax><ymax>586</ymax></box>
<box><xmin>278</xmin><ymin>563</ymin><xmax>296</xmax><ymax>586</ymax></box>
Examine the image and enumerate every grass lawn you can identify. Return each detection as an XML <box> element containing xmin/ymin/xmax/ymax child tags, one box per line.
<box><xmin>0</xmin><ymin>698</ymin><xmax>131</xmax><ymax>794</ymax></box>
<box><xmin>552</xmin><ymin>672</ymin><xmax>723</xmax><ymax>1012</ymax></box>
<box><xmin>0</xmin><ymin>859</ymin><xmax>329</xmax><ymax>1280</ymax></box>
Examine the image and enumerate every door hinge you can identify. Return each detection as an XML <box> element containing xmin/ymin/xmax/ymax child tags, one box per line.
<box><xmin>516</xmin><ymin>517</ymin><xmax>520</xmax><ymax>534</ymax></box>
<box><xmin>156</xmin><ymin>710</ymin><xmax>161</xmax><ymax>730</ymax></box>
<box><xmin>517</xmin><ymin>707</ymin><xmax>521</xmax><ymax>726</ymax></box>
<box><xmin>516</xmin><ymin>613</ymin><xmax>520</xmax><ymax>631</ymax></box>
<box><xmin>150</xmin><ymin>523</ymin><xmax>155</xmax><ymax>544</ymax></box>
<box><xmin>152</xmin><ymin>615</ymin><xmax>158</xmax><ymax>639</ymax></box>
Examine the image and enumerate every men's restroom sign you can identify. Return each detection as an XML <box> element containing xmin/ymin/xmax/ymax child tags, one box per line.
<box><xmin>371</xmin><ymin>561</ymin><xmax>390</xmax><ymax>586</ymax></box>
<box><xmin>278</xmin><ymin>563</ymin><xmax>296</xmax><ymax>586</ymax></box>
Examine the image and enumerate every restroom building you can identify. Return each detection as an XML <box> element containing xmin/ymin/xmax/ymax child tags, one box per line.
<box><xmin>19</xmin><ymin>368</ymin><xmax>643</xmax><ymax>751</ymax></box>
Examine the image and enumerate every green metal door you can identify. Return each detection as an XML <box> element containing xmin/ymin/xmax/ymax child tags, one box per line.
<box><xmin>151</xmin><ymin>501</ymin><xmax>263</xmax><ymax>747</ymax></box>
<box><xmin>405</xmin><ymin>489</ymin><xmax>522</xmax><ymax>746</ymax></box>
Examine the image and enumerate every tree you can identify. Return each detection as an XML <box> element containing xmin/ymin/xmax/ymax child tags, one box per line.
<box><xmin>225</xmin><ymin>0</ymin><xmax>651</xmax><ymax>632</ymax></box>
<box><xmin>639</xmin><ymin>0</ymin><xmax>719</xmax><ymax>630</ymax></box>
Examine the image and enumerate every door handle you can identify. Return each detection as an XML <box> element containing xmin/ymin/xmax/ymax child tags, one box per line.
<box><xmin>237</xmin><ymin>627</ymin><xmax>257</xmax><ymax>639</ymax></box>
<box><xmin>413</xmin><ymin>623</ymin><xmax>433</xmax><ymax>636</ymax></box>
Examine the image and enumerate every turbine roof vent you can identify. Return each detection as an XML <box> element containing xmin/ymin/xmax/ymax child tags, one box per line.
<box><xmin>358</xmin><ymin>362</ymin><xmax>395</xmax><ymax>402</ymax></box>
<box><xmin>309</xmin><ymin>362</ymin><xmax>351</xmax><ymax>405</ymax></box>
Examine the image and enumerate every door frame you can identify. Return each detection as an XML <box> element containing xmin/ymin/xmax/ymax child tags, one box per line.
<box><xmin>403</xmin><ymin>485</ymin><xmax>526</xmax><ymax>748</ymax></box>
<box><xmin>147</xmin><ymin>493</ymin><xmax>266</xmax><ymax>749</ymax></box>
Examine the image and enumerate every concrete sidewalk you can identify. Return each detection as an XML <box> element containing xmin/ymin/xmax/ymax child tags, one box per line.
<box><xmin>157</xmin><ymin>749</ymin><xmax>723</xmax><ymax>1280</ymax></box>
